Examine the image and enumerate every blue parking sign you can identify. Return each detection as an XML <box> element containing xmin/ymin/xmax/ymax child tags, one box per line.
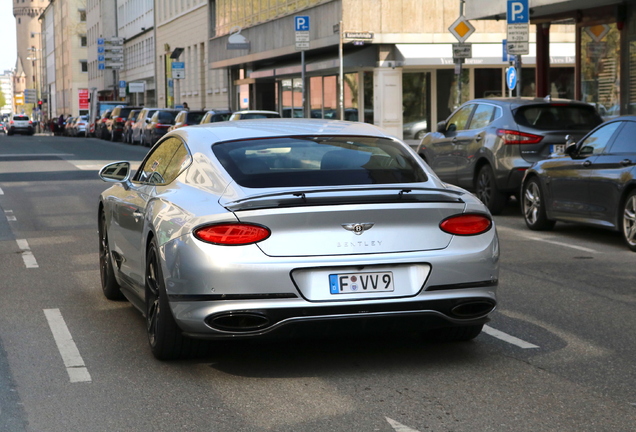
<box><xmin>507</xmin><ymin>0</ymin><xmax>528</xmax><ymax>24</ymax></box>
<box><xmin>295</xmin><ymin>16</ymin><xmax>310</xmax><ymax>32</ymax></box>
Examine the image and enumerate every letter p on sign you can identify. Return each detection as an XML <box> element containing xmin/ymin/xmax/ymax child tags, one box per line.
<box><xmin>507</xmin><ymin>0</ymin><xmax>528</xmax><ymax>24</ymax></box>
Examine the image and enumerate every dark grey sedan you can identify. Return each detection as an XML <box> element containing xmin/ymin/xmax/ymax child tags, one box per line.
<box><xmin>521</xmin><ymin>116</ymin><xmax>636</xmax><ymax>251</ymax></box>
<box><xmin>417</xmin><ymin>97</ymin><xmax>603</xmax><ymax>214</ymax></box>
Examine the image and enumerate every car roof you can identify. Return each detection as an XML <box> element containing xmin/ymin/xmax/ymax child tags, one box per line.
<box><xmin>468</xmin><ymin>97</ymin><xmax>595</xmax><ymax>109</ymax></box>
<box><xmin>233</xmin><ymin>110</ymin><xmax>280</xmax><ymax>115</ymax></box>
<box><xmin>170</xmin><ymin>119</ymin><xmax>396</xmax><ymax>153</ymax></box>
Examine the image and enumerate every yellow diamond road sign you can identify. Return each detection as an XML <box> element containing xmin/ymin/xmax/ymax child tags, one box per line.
<box><xmin>449</xmin><ymin>16</ymin><xmax>475</xmax><ymax>43</ymax></box>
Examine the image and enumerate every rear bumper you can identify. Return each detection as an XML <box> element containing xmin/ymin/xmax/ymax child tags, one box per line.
<box><xmin>160</xmin><ymin>231</ymin><xmax>499</xmax><ymax>339</ymax></box>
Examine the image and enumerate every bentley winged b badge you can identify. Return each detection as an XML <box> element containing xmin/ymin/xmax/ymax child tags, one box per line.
<box><xmin>342</xmin><ymin>223</ymin><xmax>374</xmax><ymax>235</ymax></box>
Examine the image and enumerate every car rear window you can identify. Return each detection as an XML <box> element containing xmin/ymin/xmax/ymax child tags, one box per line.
<box><xmin>514</xmin><ymin>104</ymin><xmax>602</xmax><ymax>131</ymax></box>
<box><xmin>186</xmin><ymin>112</ymin><xmax>205</xmax><ymax>124</ymax></box>
<box><xmin>158</xmin><ymin>111</ymin><xmax>178</xmax><ymax>123</ymax></box>
<box><xmin>14</xmin><ymin>116</ymin><xmax>29</xmax><ymax>121</ymax></box>
<box><xmin>212</xmin><ymin>136</ymin><xmax>427</xmax><ymax>188</ymax></box>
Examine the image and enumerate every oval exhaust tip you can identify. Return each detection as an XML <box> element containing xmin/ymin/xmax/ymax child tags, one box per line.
<box><xmin>209</xmin><ymin>313</ymin><xmax>270</xmax><ymax>332</ymax></box>
<box><xmin>451</xmin><ymin>301</ymin><xmax>495</xmax><ymax>319</ymax></box>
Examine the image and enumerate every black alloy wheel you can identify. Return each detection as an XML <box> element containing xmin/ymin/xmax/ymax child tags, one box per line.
<box><xmin>621</xmin><ymin>190</ymin><xmax>636</xmax><ymax>252</ymax></box>
<box><xmin>146</xmin><ymin>239</ymin><xmax>187</xmax><ymax>360</ymax></box>
<box><xmin>475</xmin><ymin>165</ymin><xmax>507</xmax><ymax>215</ymax></box>
<box><xmin>522</xmin><ymin>177</ymin><xmax>556</xmax><ymax>231</ymax></box>
<box><xmin>99</xmin><ymin>211</ymin><xmax>124</xmax><ymax>300</ymax></box>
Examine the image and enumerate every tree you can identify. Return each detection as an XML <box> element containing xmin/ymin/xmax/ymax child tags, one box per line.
<box><xmin>0</xmin><ymin>92</ymin><xmax>6</xmax><ymax>111</ymax></box>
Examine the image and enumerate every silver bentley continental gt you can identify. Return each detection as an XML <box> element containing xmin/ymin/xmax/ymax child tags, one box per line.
<box><xmin>98</xmin><ymin>119</ymin><xmax>499</xmax><ymax>360</ymax></box>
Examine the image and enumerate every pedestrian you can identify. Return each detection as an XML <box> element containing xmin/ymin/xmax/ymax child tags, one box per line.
<box><xmin>56</xmin><ymin>114</ymin><xmax>65</xmax><ymax>136</ymax></box>
<box><xmin>183</xmin><ymin>102</ymin><xmax>189</xmax><ymax>111</ymax></box>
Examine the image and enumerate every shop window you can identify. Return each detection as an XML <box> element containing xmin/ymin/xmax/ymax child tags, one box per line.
<box><xmin>474</xmin><ymin>68</ymin><xmax>503</xmax><ymax>98</ymax></box>
<box><xmin>363</xmin><ymin>71</ymin><xmax>374</xmax><ymax>123</ymax></box>
<box><xmin>310</xmin><ymin>76</ymin><xmax>323</xmax><ymax>118</ymax></box>
<box><xmin>581</xmin><ymin>23</ymin><xmax>620</xmax><ymax>118</ymax></box>
<box><xmin>402</xmin><ymin>72</ymin><xmax>431</xmax><ymax>139</ymax></box>
<box><xmin>437</xmin><ymin>69</ymin><xmax>469</xmax><ymax>121</ymax></box>
<box><xmin>343</xmin><ymin>73</ymin><xmax>359</xmax><ymax>121</ymax></box>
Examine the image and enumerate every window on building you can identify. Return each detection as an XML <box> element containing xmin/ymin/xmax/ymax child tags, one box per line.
<box><xmin>403</xmin><ymin>72</ymin><xmax>431</xmax><ymax>138</ymax></box>
<box><xmin>80</xmin><ymin>35</ymin><xmax>87</xmax><ymax>47</ymax></box>
<box><xmin>580</xmin><ymin>23</ymin><xmax>620</xmax><ymax>117</ymax></box>
<box><xmin>79</xmin><ymin>9</ymin><xmax>86</xmax><ymax>22</ymax></box>
<box><xmin>80</xmin><ymin>61</ymin><xmax>88</xmax><ymax>72</ymax></box>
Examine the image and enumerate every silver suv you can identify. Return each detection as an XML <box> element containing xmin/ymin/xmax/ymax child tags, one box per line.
<box><xmin>417</xmin><ymin>97</ymin><xmax>603</xmax><ymax>214</ymax></box>
<box><xmin>7</xmin><ymin>114</ymin><xmax>34</xmax><ymax>136</ymax></box>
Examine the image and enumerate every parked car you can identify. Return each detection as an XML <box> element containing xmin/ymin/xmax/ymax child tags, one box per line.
<box><xmin>229</xmin><ymin>110</ymin><xmax>281</xmax><ymax>120</ymax></box>
<box><xmin>98</xmin><ymin>119</ymin><xmax>499</xmax><ymax>359</ymax></box>
<box><xmin>64</xmin><ymin>117</ymin><xmax>77</xmax><ymax>136</ymax></box>
<box><xmin>417</xmin><ymin>97</ymin><xmax>604</xmax><ymax>214</ymax></box>
<box><xmin>130</xmin><ymin>108</ymin><xmax>158</xmax><ymax>145</ymax></box>
<box><xmin>199</xmin><ymin>109</ymin><xmax>232</xmax><ymax>124</ymax></box>
<box><xmin>7</xmin><ymin>114</ymin><xmax>34</xmax><ymax>136</ymax></box>
<box><xmin>106</xmin><ymin>105</ymin><xmax>142</xmax><ymax>141</ymax></box>
<box><xmin>521</xmin><ymin>115</ymin><xmax>636</xmax><ymax>251</ymax></box>
<box><xmin>122</xmin><ymin>109</ymin><xmax>141</xmax><ymax>144</ymax></box>
<box><xmin>0</xmin><ymin>121</ymin><xmax>5</xmax><ymax>133</ymax></box>
<box><xmin>74</xmin><ymin>115</ymin><xmax>88</xmax><ymax>137</ymax></box>
<box><xmin>143</xmin><ymin>109</ymin><xmax>180</xmax><ymax>146</ymax></box>
<box><xmin>403</xmin><ymin>119</ymin><xmax>429</xmax><ymax>140</ymax></box>
<box><xmin>96</xmin><ymin>110</ymin><xmax>112</xmax><ymax>140</ymax></box>
<box><xmin>168</xmin><ymin>110</ymin><xmax>207</xmax><ymax>131</ymax></box>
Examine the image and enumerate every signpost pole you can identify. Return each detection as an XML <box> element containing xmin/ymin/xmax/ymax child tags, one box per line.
<box><xmin>457</xmin><ymin>0</ymin><xmax>464</xmax><ymax>109</ymax></box>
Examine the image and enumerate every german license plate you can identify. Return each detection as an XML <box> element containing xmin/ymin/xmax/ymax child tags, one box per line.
<box><xmin>329</xmin><ymin>272</ymin><xmax>394</xmax><ymax>294</ymax></box>
<box><xmin>550</xmin><ymin>144</ymin><xmax>565</xmax><ymax>154</ymax></box>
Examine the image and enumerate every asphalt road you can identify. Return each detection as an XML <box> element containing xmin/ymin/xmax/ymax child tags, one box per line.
<box><xmin>1</xmin><ymin>133</ymin><xmax>635</xmax><ymax>431</ymax></box>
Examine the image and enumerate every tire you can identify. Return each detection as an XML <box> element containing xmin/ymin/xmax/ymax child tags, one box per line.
<box><xmin>475</xmin><ymin>165</ymin><xmax>507</xmax><ymax>215</ymax></box>
<box><xmin>522</xmin><ymin>177</ymin><xmax>556</xmax><ymax>231</ymax></box>
<box><xmin>415</xmin><ymin>130</ymin><xmax>426</xmax><ymax>140</ymax></box>
<box><xmin>621</xmin><ymin>190</ymin><xmax>636</xmax><ymax>252</ymax></box>
<box><xmin>99</xmin><ymin>210</ymin><xmax>125</xmax><ymax>300</ymax></box>
<box><xmin>110</xmin><ymin>131</ymin><xmax>116</xmax><ymax>142</ymax></box>
<box><xmin>146</xmin><ymin>239</ymin><xmax>188</xmax><ymax>360</ymax></box>
<box><xmin>422</xmin><ymin>324</ymin><xmax>483</xmax><ymax>342</ymax></box>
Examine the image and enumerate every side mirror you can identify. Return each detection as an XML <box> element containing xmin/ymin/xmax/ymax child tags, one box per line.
<box><xmin>436</xmin><ymin>121</ymin><xmax>446</xmax><ymax>133</ymax></box>
<box><xmin>99</xmin><ymin>161</ymin><xmax>131</xmax><ymax>183</ymax></box>
<box><xmin>564</xmin><ymin>143</ymin><xmax>578</xmax><ymax>157</ymax></box>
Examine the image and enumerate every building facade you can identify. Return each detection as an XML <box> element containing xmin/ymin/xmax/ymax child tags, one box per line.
<box><xmin>87</xmin><ymin>0</ymin><xmax>118</xmax><ymax>102</ymax></box>
<box><xmin>13</xmin><ymin>0</ymin><xmax>48</xmax><ymax>117</ymax></box>
<box><xmin>154</xmin><ymin>0</ymin><xmax>225</xmax><ymax>110</ymax></box>
<box><xmin>117</xmin><ymin>0</ymin><xmax>156</xmax><ymax>106</ymax></box>
<box><xmin>208</xmin><ymin>0</ymin><xmax>576</xmax><ymax>139</ymax></box>
<box><xmin>0</xmin><ymin>71</ymin><xmax>14</xmax><ymax>117</ymax></box>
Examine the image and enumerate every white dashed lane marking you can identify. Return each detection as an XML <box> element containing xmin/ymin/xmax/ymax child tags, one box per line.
<box><xmin>5</xmin><ymin>210</ymin><xmax>16</xmax><ymax>221</ymax></box>
<box><xmin>16</xmin><ymin>239</ymin><xmax>39</xmax><ymax>268</ymax></box>
<box><xmin>483</xmin><ymin>325</ymin><xmax>540</xmax><ymax>349</ymax></box>
<box><xmin>43</xmin><ymin>309</ymin><xmax>92</xmax><ymax>383</ymax></box>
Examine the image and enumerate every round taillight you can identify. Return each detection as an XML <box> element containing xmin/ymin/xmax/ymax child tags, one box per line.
<box><xmin>440</xmin><ymin>214</ymin><xmax>492</xmax><ymax>236</ymax></box>
<box><xmin>194</xmin><ymin>223</ymin><xmax>270</xmax><ymax>245</ymax></box>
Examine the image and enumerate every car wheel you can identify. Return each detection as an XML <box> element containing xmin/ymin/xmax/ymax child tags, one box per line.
<box><xmin>146</xmin><ymin>238</ymin><xmax>188</xmax><ymax>360</ymax></box>
<box><xmin>99</xmin><ymin>210</ymin><xmax>124</xmax><ymax>300</ymax></box>
<box><xmin>415</xmin><ymin>130</ymin><xmax>426</xmax><ymax>140</ymax></box>
<box><xmin>475</xmin><ymin>165</ymin><xmax>507</xmax><ymax>215</ymax></box>
<box><xmin>522</xmin><ymin>177</ymin><xmax>556</xmax><ymax>231</ymax></box>
<box><xmin>422</xmin><ymin>324</ymin><xmax>483</xmax><ymax>342</ymax></box>
<box><xmin>110</xmin><ymin>131</ymin><xmax>116</xmax><ymax>142</ymax></box>
<box><xmin>621</xmin><ymin>190</ymin><xmax>636</xmax><ymax>252</ymax></box>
